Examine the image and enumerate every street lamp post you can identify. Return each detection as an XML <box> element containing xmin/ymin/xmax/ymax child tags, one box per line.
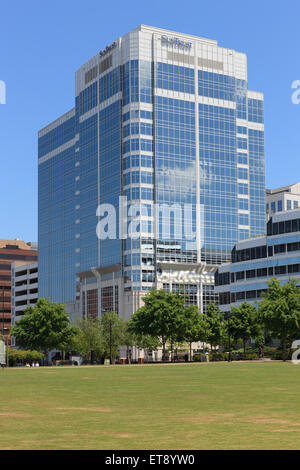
<box><xmin>102</xmin><ymin>309</ymin><xmax>112</xmax><ymax>365</ymax></box>
<box><xmin>224</xmin><ymin>312</ymin><xmax>232</xmax><ymax>362</ymax></box>
<box><xmin>1</xmin><ymin>287</ymin><xmax>8</xmax><ymax>368</ymax></box>
<box><xmin>109</xmin><ymin>318</ymin><xmax>112</xmax><ymax>365</ymax></box>
<box><xmin>6</xmin><ymin>335</ymin><xmax>8</xmax><ymax>368</ymax></box>
<box><xmin>1</xmin><ymin>286</ymin><xmax>4</xmax><ymax>338</ymax></box>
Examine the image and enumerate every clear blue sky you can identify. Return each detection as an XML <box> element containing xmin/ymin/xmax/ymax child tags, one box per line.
<box><xmin>1</xmin><ymin>0</ymin><xmax>300</xmax><ymax>242</ymax></box>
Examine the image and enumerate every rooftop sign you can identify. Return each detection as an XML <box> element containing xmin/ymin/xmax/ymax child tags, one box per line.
<box><xmin>99</xmin><ymin>41</ymin><xmax>117</xmax><ymax>58</ymax></box>
<box><xmin>161</xmin><ymin>35</ymin><xmax>192</xmax><ymax>49</ymax></box>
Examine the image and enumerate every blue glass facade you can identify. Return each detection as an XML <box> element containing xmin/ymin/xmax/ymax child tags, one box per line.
<box><xmin>99</xmin><ymin>100</ymin><xmax>122</xmax><ymax>267</ymax></box>
<box><xmin>78</xmin><ymin>82</ymin><xmax>98</xmax><ymax>116</ymax></box>
<box><xmin>157</xmin><ymin>62</ymin><xmax>195</xmax><ymax>94</ymax></box>
<box><xmin>248</xmin><ymin>98</ymin><xmax>264</xmax><ymax>123</ymax></box>
<box><xmin>199</xmin><ymin>103</ymin><xmax>237</xmax><ymax>264</ymax></box>
<box><xmin>38</xmin><ymin>115</ymin><xmax>75</xmax><ymax>158</ymax></box>
<box><xmin>122</xmin><ymin>60</ymin><xmax>152</xmax><ymax>105</ymax></box>
<box><xmin>77</xmin><ymin>113</ymin><xmax>98</xmax><ymax>272</ymax></box>
<box><xmin>155</xmin><ymin>96</ymin><xmax>196</xmax><ymax>264</ymax></box>
<box><xmin>248</xmin><ymin>127</ymin><xmax>265</xmax><ymax>238</ymax></box>
<box><xmin>198</xmin><ymin>71</ymin><xmax>235</xmax><ymax>101</ymax></box>
<box><xmin>38</xmin><ymin>112</ymin><xmax>76</xmax><ymax>302</ymax></box>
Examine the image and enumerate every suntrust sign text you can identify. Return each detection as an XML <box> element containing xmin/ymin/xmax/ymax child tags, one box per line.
<box><xmin>161</xmin><ymin>35</ymin><xmax>192</xmax><ymax>49</ymax></box>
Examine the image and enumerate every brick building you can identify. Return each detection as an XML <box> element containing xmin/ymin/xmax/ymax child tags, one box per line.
<box><xmin>0</xmin><ymin>239</ymin><xmax>38</xmax><ymax>339</ymax></box>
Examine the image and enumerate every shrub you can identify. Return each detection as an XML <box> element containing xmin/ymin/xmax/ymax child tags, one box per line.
<box><xmin>193</xmin><ymin>353</ymin><xmax>210</xmax><ymax>362</ymax></box>
<box><xmin>196</xmin><ymin>351</ymin><xmax>260</xmax><ymax>362</ymax></box>
<box><xmin>193</xmin><ymin>354</ymin><xmax>201</xmax><ymax>362</ymax></box>
<box><xmin>269</xmin><ymin>349</ymin><xmax>294</xmax><ymax>360</ymax></box>
<box><xmin>209</xmin><ymin>352</ymin><xmax>228</xmax><ymax>362</ymax></box>
<box><xmin>244</xmin><ymin>352</ymin><xmax>259</xmax><ymax>360</ymax></box>
<box><xmin>8</xmin><ymin>349</ymin><xmax>44</xmax><ymax>367</ymax></box>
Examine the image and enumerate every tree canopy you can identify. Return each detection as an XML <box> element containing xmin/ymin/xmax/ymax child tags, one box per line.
<box><xmin>176</xmin><ymin>305</ymin><xmax>201</xmax><ymax>360</ymax></box>
<box><xmin>258</xmin><ymin>278</ymin><xmax>300</xmax><ymax>361</ymax></box>
<box><xmin>100</xmin><ymin>311</ymin><xmax>125</xmax><ymax>364</ymax></box>
<box><xmin>10</xmin><ymin>278</ymin><xmax>300</xmax><ymax>365</ymax></box>
<box><xmin>10</xmin><ymin>298</ymin><xmax>77</xmax><ymax>361</ymax></box>
<box><xmin>205</xmin><ymin>303</ymin><xmax>225</xmax><ymax>350</ymax></box>
<box><xmin>129</xmin><ymin>289</ymin><xmax>187</xmax><ymax>361</ymax></box>
<box><xmin>72</xmin><ymin>317</ymin><xmax>103</xmax><ymax>363</ymax></box>
<box><xmin>230</xmin><ymin>302</ymin><xmax>259</xmax><ymax>353</ymax></box>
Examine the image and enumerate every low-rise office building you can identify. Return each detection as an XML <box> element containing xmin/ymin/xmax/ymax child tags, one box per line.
<box><xmin>266</xmin><ymin>182</ymin><xmax>300</xmax><ymax>219</ymax></box>
<box><xmin>215</xmin><ymin>208</ymin><xmax>300</xmax><ymax>311</ymax></box>
<box><xmin>11</xmin><ymin>262</ymin><xmax>38</xmax><ymax>347</ymax></box>
<box><xmin>11</xmin><ymin>262</ymin><xmax>38</xmax><ymax>322</ymax></box>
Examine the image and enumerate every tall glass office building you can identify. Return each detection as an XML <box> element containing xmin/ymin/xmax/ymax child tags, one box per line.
<box><xmin>38</xmin><ymin>25</ymin><xmax>265</xmax><ymax>319</ymax></box>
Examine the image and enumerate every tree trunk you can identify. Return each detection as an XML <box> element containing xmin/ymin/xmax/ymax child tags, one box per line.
<box><xmin>243</xmin><ymin>340</ymin><xmax>246</xmax><ymax>354</ymax></box>
<box><xmin>189</xmin><ymin>341</ymin><xmax>192</xmax><ymax>362</ymax></box>
<box><xmin>282</xmin><ymin>335</ymin><xmax>287</xmax><ymax>362</ymax></box>
<box><xmin>128</xmin><ymin>347</ymin><xmax>131</xmax><ymax>364</ymax></box>
<box><xmin>162</xmin><ymin>340</ymin><xmax>166</xmax><ymax>362</ymax></box>
<box><xmin>259</xmin><ymin>343</ymin><xmax>263</xmax><ymax>358</ymax></box>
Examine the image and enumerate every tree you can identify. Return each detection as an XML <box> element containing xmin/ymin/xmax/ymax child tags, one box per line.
<box><xmin>177</xmin><ymin>305</ymin><xmax>200</xmax><ymax>361</ymax></box>
<box><xmin>258</xmin><ymin>278</ymin><xmax>300</xmax><ymax>361</ymax></box>
<box><xmin>134</xmin><ymin>334</ymin><xmax>161</xmax><ymax>361</ymax></box>
<box><xmin>10</xmin><ymin>298</ymin><xmax>77</xmax><ymax>364</ymax></box>
<box><xmin>254</xmin><ymin>332</ymin><xmax>265</xmax><ymax>359</ymax></box>
<box><xmin>121</xmin><ymin>322</ymin><xmax>136</xmax><ymax>364</ymax></box>
<box><xmin>129</xmin><ymin>289</ymin><xmax>185</xmax><ymax>362</ymax></box>
<box><xmin>205</xmin><ymin>303</ymin><xmax>225</xmax><ymax>351</ymax></box>
<box><xmin>230</xmin><ymin>302</ymin><xmax>259</xmax><ymax>353</ymax></box>
<box><xmin>121</xmin><ymin>323</ymin><xmax>161</xmax><ymax>363</ymax></box>
<box><xmin>100</xmin><ymin>311</ymin><xmax>125</xmax><ymax>364</ymax></box>
<box><xmin>72</xmin><ymin>318</ymin><xmax>103</xmax><ymax>363</ymax></box>
<box><xmin>197</xmin><ymin>313</ymin><xmax>211</xmax><ymax>352</ymax></box>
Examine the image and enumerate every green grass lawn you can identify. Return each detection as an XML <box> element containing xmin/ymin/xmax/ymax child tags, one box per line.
<box><xmin>1</xmin><ymin>362</ymin><xmax>300</xmax><ymax>450</ymax></box>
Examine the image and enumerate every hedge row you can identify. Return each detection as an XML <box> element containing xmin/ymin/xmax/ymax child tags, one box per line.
<box><xmin>194</xmin><ymin>349</ymin><xmax>297</xmax><ymax>362</ymax></box>
<box><xmin>8</xmin><ymin>349</ymin><xmax>44</xmax><ymax>366</ymax></box>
